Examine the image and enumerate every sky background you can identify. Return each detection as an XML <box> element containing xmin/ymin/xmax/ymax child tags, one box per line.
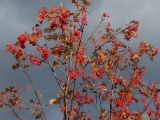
<box><xmin>0</xmin><ymin>0</ymin><xmax>160</xmax><ymax>120</ymax></box>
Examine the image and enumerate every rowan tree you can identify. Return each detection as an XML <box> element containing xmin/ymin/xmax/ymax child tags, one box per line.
<box><xmin>1</xmin><ymin>0</ymin><xmax>160</xmax><ymax>120</ymax></box>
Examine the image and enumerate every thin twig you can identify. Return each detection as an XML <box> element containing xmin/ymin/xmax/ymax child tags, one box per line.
<box><xmin>19</xmin><ymin>62</ymin><xmax>47</xmax><ymax>120</ymax></box>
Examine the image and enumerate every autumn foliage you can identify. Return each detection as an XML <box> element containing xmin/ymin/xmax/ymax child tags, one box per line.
<box><xmin>1</xmin><ymin>0</ymin><xmax>160</xmax><ymax>120</ymax></box>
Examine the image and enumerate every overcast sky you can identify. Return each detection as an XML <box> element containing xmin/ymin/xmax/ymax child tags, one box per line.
<box><xmin>0</xmin><ymin>0</ymin><xmax>160</xmax><ymax>120</ymax></box>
